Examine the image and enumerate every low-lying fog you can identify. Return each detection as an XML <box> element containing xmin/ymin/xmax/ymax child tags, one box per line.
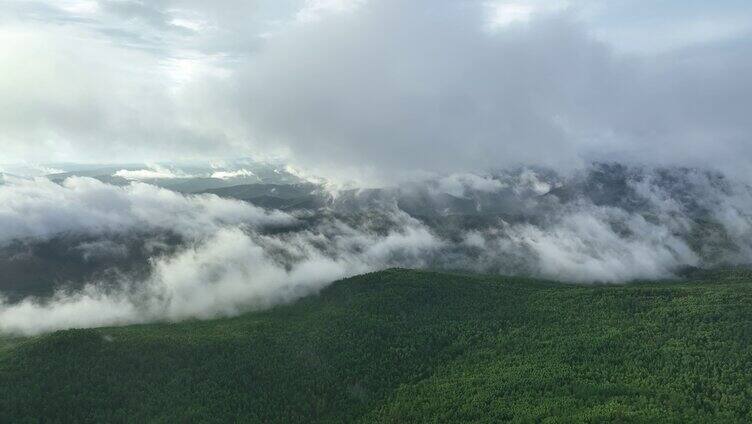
<box><xmin>1</xmin><ymin>163</ymin><xmax>750</xmax><ymax>335</ymax></box>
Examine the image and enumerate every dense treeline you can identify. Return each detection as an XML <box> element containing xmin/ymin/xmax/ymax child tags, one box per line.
<box><xmin>1</xmin><ymin>268</ymin><xmax>751</xmax><ymax>422</ymax></box>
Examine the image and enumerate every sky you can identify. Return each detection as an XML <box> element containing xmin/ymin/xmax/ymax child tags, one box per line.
<box><xmin>1</xmin><ymin>0</ymin><xmax>751</xmax><ymax>183</ymax></box>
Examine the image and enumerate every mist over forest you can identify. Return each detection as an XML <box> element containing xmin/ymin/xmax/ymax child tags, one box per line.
<box><xmin>1</xmin><ymin>161</ymin><xmax>750</xmax><ymax>334</ymax></box>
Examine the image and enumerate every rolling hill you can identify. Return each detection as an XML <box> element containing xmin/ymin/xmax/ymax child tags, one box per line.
<box><xmin>1</xmin><ymin>268</ymin><xmax>752</xmax><ymax>422</ymax></box>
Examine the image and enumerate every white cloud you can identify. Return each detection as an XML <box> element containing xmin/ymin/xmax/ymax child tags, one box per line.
<box><xmin>484</xmin><ymin>1</ymin><xmax>568</xmax><ymax>29</ymax></box>
<box><xmin>502</xmin><ymin>205</ymin><xmax>698</xmax><ymax>282</ymax></box>
<box><xmin>516</xmin><ymin>169</ymin><xmax>552</xmax><ymax>195</ymax></box>
<box><xmin>114</xmin><ymin>165</ymin><xmax>186</xmax><ymax>180</ymax></box>
<box><xmin>210</xmin><ymin>169</ymin><xmax>255</xmax><ymax>179</ymax></box>
<box><xmin>0</xmin><ymin>194</ymin><xmax>442</xmax><ymax>335</ymax></box>
<box><xmin>435</xmin><ymin>173</ymin><xmax>506</xmax><ymax>197</ymax></box>
<box><xmin>296</xmin><ymin>0</ymin><xmax>366</xmax><ymax>23</ymax></box>
<box><xmin>59</xmin><ymin>0</ymin><xmax>100</xmax><ymax>16</ymax></box>
<box><xmin>0</xmin><ymin>175</ymin><xmax>292</xmax><ymax>243</ymax></box>
<box><xmin>0</xmin><ymin>287</ymin><xmax>142</xmax><ymax>336</ymax></box>
<box><xmin>1</xmin><ymin>169</ymin><xmax>752</xmax><ymax>335</ymax></box>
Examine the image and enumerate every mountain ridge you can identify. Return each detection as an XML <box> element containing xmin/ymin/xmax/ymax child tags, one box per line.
<box><xmin>2</xmin><ymin>268</ymin><xmax>751</xmax><ymax>422</ymax></box>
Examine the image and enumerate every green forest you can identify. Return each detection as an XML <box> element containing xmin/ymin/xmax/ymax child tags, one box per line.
<box><xmin>2</xmin><ymin>268</ymin><xmax>751</xmax><ymax>423</ymax></box>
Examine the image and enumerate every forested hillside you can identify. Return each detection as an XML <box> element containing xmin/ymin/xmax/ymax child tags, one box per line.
<box><xmin>2</xmin><ymin>269</ymin><xmax>751</xmax><ymax>422</ymax></box>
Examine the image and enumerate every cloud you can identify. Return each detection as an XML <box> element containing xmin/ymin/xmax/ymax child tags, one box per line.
<box><xmin>465</xmin><ymin>203</ymin><xmax>699</xmax><ymax>282</ymax></box>
<box><xmin>485</xmin><ymin>1</ymin><xmax>568</xmax><ymax>29</ymax></box>
<box><xmin>0</xmin><ymin>16</ymin><xmax>245</xmax><ymax>164</ymax></box>
<box><xmin>114</xmin><ymin>165</ymin><xmax>187</xmax><ymax>180</ymax></box>
<box><xmin>225</xmin><ymin>0</ymin><xmax>752</xmax><ymax>183</ymax></box>
<box><xmin>2</xmin><ymin>167</ymin><xmax>752</xmax><ymax>335</ymax></box>
<box><xmin>1</xmin><ymin>1</ymin><xmax>751</xmax><ymax>183</ymax></box>
<box><xmin>210</xmin><ymin>169</ymin><xmax>256</xmax><ymax>179</ymax></box>
<box><xmin>0</xmin><ymin>196</ymin><xmax>442</xmax><ymax>335</ymax></box>
<box><xmin>0</xmin><ymin>176</ymin><xmax>292</xmax><ymax>244</ymax></box>
<box><xmin>434</xmin><ymin>173</ymin><xmax>507</xmax><ymax>197</ymax></box>
<box><xmin>296</xmin><ymin>0</ymin><xmax>366</xmax><ymax>23</ymax></box>
<box><xmin>0</xmin><ymin>286</ymin><xmax>142</xmax><ymax>335</ymax></box>
<box><xmin>74</xmin><ymin>239</ymin><xmax>130</xmax><ymax>262</ymax></box>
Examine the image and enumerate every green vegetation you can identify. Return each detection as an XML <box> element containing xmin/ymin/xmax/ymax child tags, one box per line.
<box><xmin>2</xmin><ymin>268</ymin><xmax>752</xmax><ymax>422</ymax></box>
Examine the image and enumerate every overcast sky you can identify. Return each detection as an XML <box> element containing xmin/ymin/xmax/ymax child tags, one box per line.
<box><xmin>1</xmin><ymin>0</ymin><xmax>751</xmax><ymax>182</ymax></box>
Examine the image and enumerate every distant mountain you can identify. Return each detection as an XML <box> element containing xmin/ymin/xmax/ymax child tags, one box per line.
<box><xmin>43</xmin><ymin>160</ymin><xmax>309</xmax><ymax>192</ymax></box>
<box><xmin>203</xmin><ymin>183</ymin><xmax>331</xmax><ymax>210</ymax></box>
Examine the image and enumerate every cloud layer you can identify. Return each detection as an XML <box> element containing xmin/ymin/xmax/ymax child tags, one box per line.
<box><xmin>0</xmin><ymin>176</ymin><xmax>440</xmax><ymax>334</ymax></box>
<box><xmin>0</xmin><ymin>176</ymin><xmax>290</xmax><ymax>242</ymax></box>
<box><xmin>232</xmin><ymin>0</ymin><xmax>752</xmax><ymax>182</ymax></box>
<box><xmin>1</xmin><ymin>167</ymin><xmax>751</xmax><ymax>335</ymax></box>
<box><xmin>1</xmin><ymin>1</ymin><xmax>752</xmax><ymax>335</ymax></box>
<box><xmin>1</xmin><ymin>1</ymin><xmax>751</xmax><ymax>182</ymax></box>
